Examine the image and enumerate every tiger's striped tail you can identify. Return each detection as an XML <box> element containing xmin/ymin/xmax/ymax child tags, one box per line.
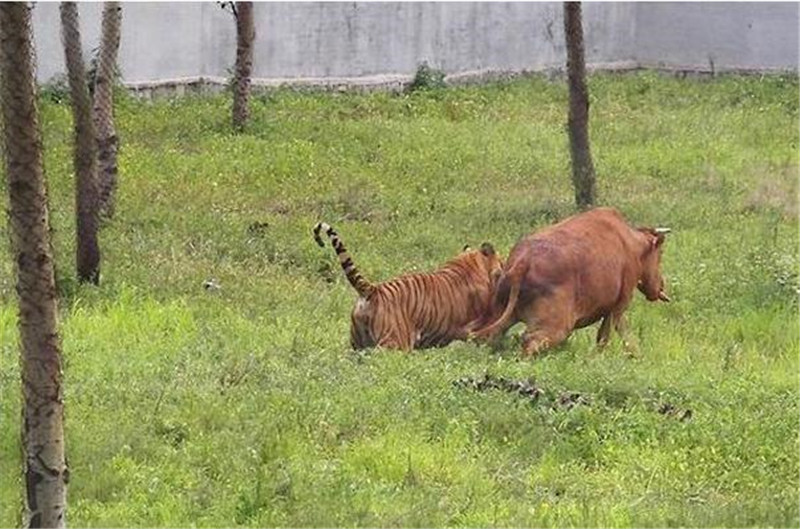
<box><xmin>313</xmin><ymin>222</ymin><xmax>375</xmax><ymax>297</ymax></box>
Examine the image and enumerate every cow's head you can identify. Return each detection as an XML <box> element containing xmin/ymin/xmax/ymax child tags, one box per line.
<box><xmin>637</xmin><ymin>227</ymin><xmax>670</xmax><ymax>302</ymax></box>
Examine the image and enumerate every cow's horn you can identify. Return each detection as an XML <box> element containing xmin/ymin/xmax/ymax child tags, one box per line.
<box><xmin>658</xmin><ymin>291</ymin><xmax>671</xmax><ymax>302</ymax></box>
<box><xmin>654</xmin><ymin>227</ymin><xmax>671</xmax><ymax>234</ymax></box>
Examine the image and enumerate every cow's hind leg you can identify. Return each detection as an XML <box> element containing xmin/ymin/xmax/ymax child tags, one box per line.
<box><xmin>596</xmin><ymin>315</ymin><xmax>612</xmax><ymax>348</ymax></box>
<box><xmin>612</xmin><ymin>312</ymin><xmax>638</xmax><ymax>355</ymax></box>
<box><xmin>520</xmin><ymin>326</ymin><xmax>571</xmax><ymax>357</ymax></box>
<box><xmin>519</xmin><ymin>293</ymin><xmax>573</xmax><ymax>358</ymax></box>
<box><xmin>594</xmin><ymin>311</ymin><xmax>637</xmax><ymax>355</ymax></box>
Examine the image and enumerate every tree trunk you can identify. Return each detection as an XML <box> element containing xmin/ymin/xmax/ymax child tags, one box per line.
<box><xmin>0</xmin><ymin>4</ymin><xmax>68</xmax><ymax>528</ymax></box>
<box><xmin>93</xmin><ymin>2</ymin><xmax>121</xmax><ymax>219</ymax></box>
<box><xmin>564</xmin><ymin>1</ymin><xmax>596</xmax><ymax>209</ymax></box>
<box><xmin>60</xmin><ymin>2</ymin><xmax>101</xmax><ymax>284</ymax></box>
<box><xmin>232</xmin><ymin>1</ymin><xmax>254</xmax><ymax>131</ymax></box>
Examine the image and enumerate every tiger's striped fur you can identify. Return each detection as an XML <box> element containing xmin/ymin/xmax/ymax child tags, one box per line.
<box><xmin>314</xmin><ymin>222</ymin><xmax>503</xmax><ymax>350</ymax></box>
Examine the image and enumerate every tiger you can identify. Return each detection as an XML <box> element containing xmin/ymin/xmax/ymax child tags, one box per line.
<box><xmin>313</xmin><ymin>222</ymin><xmax>503</xmax><ymax>351</ymax></box>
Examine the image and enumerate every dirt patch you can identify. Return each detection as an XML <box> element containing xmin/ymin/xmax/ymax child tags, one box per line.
<box><xmin>264</xmin><ymin>184</ymin><xmax>385</xmax><ymax>223</ymax></box>
<box><xmin>455</xmin><ymin>375</ymin><xmax>692</xmax><ymax>420</ymax></box>
<box><xmin>741</xmin><ymin>165</ymin><xmax>798</xmax><ymax>220</ymax></box>
<box><xmin>454</xmin><ymin>373</ymin><xmax>543</xmax><ymax>402</ymax></box>
<box><xmin>453</xmin><ymin>373</ymin><xmax>590</xmax><ymax>411</ymax></box>
<box><xmin>657</xmin><ymin>402</ymin><xmax>693</xmax><ymax>422</ymax></box>
<box><xmin>309</xmin><ymin>182</ymin><xmax>385</xmax><ymax>223</ymax></box>
<box><xmin>247</xmin><ymin>221</ymin><xmax>270</xmax><ymax>236</ymax></box>
<box><xmin>557</xmin><ymin>391</ymin><xmax>590</xmax><ymax>410</ymax></box>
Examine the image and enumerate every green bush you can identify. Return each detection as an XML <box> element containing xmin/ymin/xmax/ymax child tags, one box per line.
<box><xmin>406</xmin><ymin>62</ymin><xmax>447</xmax><ymax>93</ymax></box>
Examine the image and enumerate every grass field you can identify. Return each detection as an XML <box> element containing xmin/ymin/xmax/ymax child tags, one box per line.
<box><xmin>1</xmin><ymin>72</ymin><xmax>798</xmax><ymax>527</ymax></box>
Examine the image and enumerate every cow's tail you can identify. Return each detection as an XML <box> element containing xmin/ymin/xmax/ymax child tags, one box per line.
<box><xmin>469</xmin><ymin>263</ymin><xmax>525</xmax><ymax>341</ymax></box>
<box><xmin>313</xmin><ymin>222</ymin><xmax>375</xmax><ymax>297</ymax></box>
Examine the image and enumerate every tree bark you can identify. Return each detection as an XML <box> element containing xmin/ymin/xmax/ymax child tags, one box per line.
<box><xmin>60</xmin><ymin>2</ymin><xmax>101</xmax><ymax>284</ymax></box>
<box><xmin>564</xmin><ymin>1</ymin><xmax>597</xmax><ymax>209</ymax></box>
<box><xmin>93</xmin><ymin>2</ymin><xmax>121</xmax><ymax>219</ymax></box>
<box><xmin>232</xmin><ymin>1</ymin><xmax>254</xmax><ymax>132</ymax></box>
<box><xmin>0</xmin><ymin>4</ymin><xmax>68</xmax><ymax>527</ymax></box>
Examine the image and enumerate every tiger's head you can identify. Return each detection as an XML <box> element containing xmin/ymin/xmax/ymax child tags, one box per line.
<box><xmin>461</xmin><ymin>242</ymin><xmax>504</xmax><ymax>285</ymax></box>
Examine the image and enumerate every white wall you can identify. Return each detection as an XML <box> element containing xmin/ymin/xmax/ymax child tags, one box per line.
<box><xmin>30</xmin><ymin>2</ymin><xmax>798</xmax><ymax>88</ymax></box>
<box><xmin>634</xmin><ymin>2</ymin><xmax>799</xmax><ymax>72</ymax></box>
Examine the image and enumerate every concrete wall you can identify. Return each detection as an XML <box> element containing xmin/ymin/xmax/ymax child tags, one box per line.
<box><xmin>241</xmin><ymin>2</ymin><xmax>636</xmax><ymax>79</ymax></box>
<box><xmin>635</xmin><ymin>2</ymin><xmax>799</xmax><ymax>72</ymax></box>
<box><xmin>30</xmin><ymin>2</ymin><xmax>798</xmax><ymax>89</ymax></box>
<box><xmin>32</xmin><ymin>2</ymin><xmax>210</xmax><ymax>83</ymax></box>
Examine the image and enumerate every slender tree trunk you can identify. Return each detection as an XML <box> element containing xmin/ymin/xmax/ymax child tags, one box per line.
<box><xmin>60</xmin><ymin>2</ymin><xmax>101</xmax><ymax>284</ymax></box>
<box><xmin>0</xmin><ymin>4</ymin><xmax>68</xmax><ymax>527</ymax></box>
<box><xmin>232</xmin><ymin>1</ymin><xmax>254</xmax><ymax>131</ymax></box>
<box><xmin>93</xmin><ymin>2</ymin><xmax>121</xmax><ymax>219</ymax></box>
<box><xmin>564</xmin><ymin>1</ymin><xmax>596</xmax><ymax>209</ymax></box>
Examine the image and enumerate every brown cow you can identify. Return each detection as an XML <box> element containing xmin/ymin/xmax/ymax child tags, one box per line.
<box><xmin>470</xmin><ymin>207</ymin><xmax>670</xmax><ymax>356</ymax></box>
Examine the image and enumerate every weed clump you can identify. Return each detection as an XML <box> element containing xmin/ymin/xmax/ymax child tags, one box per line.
<box><xmin>39</xmin><ymin>74</ymin><xmax>71</xmax><ymax>104</ymax></box>
<box><xmin>406</xmin><ymin>62</ymin><xmax>447</xmax><ymax>93</ymax></box>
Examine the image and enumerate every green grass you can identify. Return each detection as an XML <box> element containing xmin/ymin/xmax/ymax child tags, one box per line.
<box><xmin>1</xmin><ymin>72</ymin><xmax>798</xmax><ymax>527</ymax></box>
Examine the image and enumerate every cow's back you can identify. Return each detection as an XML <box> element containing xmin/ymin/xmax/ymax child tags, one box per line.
<box><xmin>511</xmin><ymin>208</ymin><xmax>642</xmax><ymax>327</ymax></box>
